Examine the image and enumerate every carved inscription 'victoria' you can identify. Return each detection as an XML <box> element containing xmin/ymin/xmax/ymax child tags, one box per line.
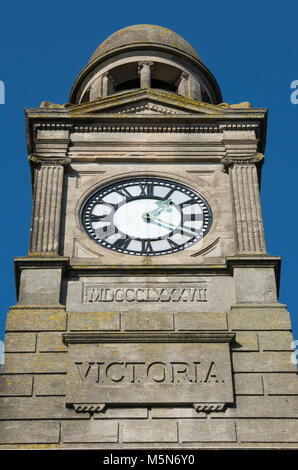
<box><xmin>84</xmin><ymin>285</ymin><xmax>210</xmax><ymax>303</ymax></box>
<box><xmin>75</xmin><ymin>360</ymin><xmax>223</xmax><ymax>385</ymax></box>
<box><xmin>65</xmin><ymin>342</ymin><xmax>234</xmax><ymax>408</ymax></box>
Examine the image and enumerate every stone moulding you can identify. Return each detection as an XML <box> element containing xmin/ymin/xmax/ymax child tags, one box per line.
<box><xmin>194</xmin><ymin>403</ymin><xmax>226</xmax><ymax>412</ymax></box>
<box><xmin>62</xmin><ymin>331</ymin><xmax>236</xmax><ymax>345</ymax></box>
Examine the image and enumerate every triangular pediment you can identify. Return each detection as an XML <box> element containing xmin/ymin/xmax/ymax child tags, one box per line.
<box><xmin>67</xmin><ymin>89</ymin><xmax>235</xmax><ymax>116</ymax></box>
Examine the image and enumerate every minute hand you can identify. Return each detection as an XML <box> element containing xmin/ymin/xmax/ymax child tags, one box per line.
<box><xmin>149</xmin><ymin>215</ymin><xmax>200</xmax><ymax>237</ymax></box>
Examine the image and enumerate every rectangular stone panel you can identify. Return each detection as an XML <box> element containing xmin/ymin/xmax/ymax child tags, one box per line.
<box><xmin>37</xmin><ymin>332</ymin><xmax>67</xmax><ymax>352</ymax></box>
<box><xmin>232</xmin><ymin>332</ymin><xmax>259</xmax><ymax>351</ymax></box>
<box><xmin>228</xmin><ymin>307</ymin><xmax>291</xmax><ymax>331</ymax></box>
<box><xmin>237</xmin><ymin>419</ymin><xmax>298</xmax><ymax>442</ymax></box>
<box><xmin>263</xmin><ymin>373</ymin><xmax>298</xmax><ymax>395</ymax></box>
<box><xmin>0</xmin><ymin>375</ymin><xmax>33</xmax><ymax>396</ymax></box>
<box><xmin>233</xmin><ymin>373</ymin><xmax>264</xmax><ymax>395</ymax></box>
<box><xmin>66</xmin><ymin>276</ymin><xmax>236</xmax><ymax>314</ymax></box>
<box><xmin>34</xmin><ymin>374</ymin><xmax>66</xmax><ymax>396</ymax></box>
<box><xmin>121</xmin><ymin>420</ymin><xmax>177</xmax><ymax>443</ymax></box>
<box><xmin>62</xmin><ymin>420</ymin><xmax>118</xmax><ymax>443</ymax></box>
<box><xmin>179</xmin><ymin>419</ymin><xmax>236</xmax><ymax>442</ymax></box>
<box><xmin>1</xmin><ymin>353</ymin><xmax>67</xmax><ymax>374</ymax></box>
<box><xmin>232</xmin><ymin>352</ymin><xmax>297</xmax><ymax>373</ymax></box>
<box><xmin>151</xmin><ymin>407</ymin><xmax>206</xmax><ymax>418</ymax></box>
<box><xmin>122</xmin><ymin>312</ymin><xmax>174</xmax><ymax>331</ymax></box>
<box><xmin>0</xmin><ymin>420</ymin><xmax>60</xmax><ymax>444</ymax></box>
<box><xmin>6</xmin><ymin>309</ymin><xmax>67</xmax><ymax>331</ymax></box>
<box><xmin>258</xmin><ymin>331</ymin><xmax>294</xmax><ymax>351</ymax></box>
<box><xmin>213</xmin><ymin>396</ymin><xmax>298</xmax><ymax>418</ymax></box>
<box><xmin>69</xmin><ymin>312</ymin><xmax>120</xmax><ymax>331</ymax></box>
<box><xmin>4</xmin><ymin>333</ymin><xmax>36</xmax><ymax>352</ymax></box>
<box><xmin>65</xmin><ymin>338</ymin><xmax>234</xmax><ymax>408</ymax></box>
<box><xmin>175</xmin><ymin>312</ymin><xmax>227</xmax><ymax>330</ymax></box>
<box><xmin>0</xmin><ymin>397</ymin><xmax>87</xmax><ymax>419</ymax></box>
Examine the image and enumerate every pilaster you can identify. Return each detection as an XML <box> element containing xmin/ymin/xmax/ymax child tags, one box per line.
<box><xmin>222</xmin><ymin>131</ymin><xmax>266</xmax><ymax>254</ymax></box>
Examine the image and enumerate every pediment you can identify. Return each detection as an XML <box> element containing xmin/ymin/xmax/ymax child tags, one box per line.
<box><xmin>67</xmin><ymin>89</ymin><xmax>235</xmax><ymax>116</ymax></box>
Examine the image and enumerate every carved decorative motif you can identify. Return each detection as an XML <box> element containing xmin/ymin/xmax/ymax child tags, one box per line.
<box><xmin>71</xmin><ymin>403</ymin><xmax>106</xmax><ymax>415</ymax></box>
<box><xmin>222</xmin><ymin>152</ymin><xmax>264</xmax><ymax>170</ymax></box>
<box><xmin>29</xmin><ymin>154</ymin><xmax>71</xmax><ymax>166</ymax></box>
<box><xmin>194</xmin><ymin>403</ymin><xmax>226</xmax><ymax>412</ymax></box>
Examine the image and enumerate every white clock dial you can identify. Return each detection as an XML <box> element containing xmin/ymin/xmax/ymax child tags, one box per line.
<box><xmin>81</xmin><ymin>178</ymin><xmax>212</xmax><ymax>256</ymax></box>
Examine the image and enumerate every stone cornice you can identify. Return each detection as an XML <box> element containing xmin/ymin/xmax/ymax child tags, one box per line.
<box><xmin>13</xmin><ymin>255</ymin><xmax>282</xmax><ymax>300</ymax></box>
<box><xmin>62</xmin><ymin>331</ymin><xmax>236</xmax><ymax>345</ymax></box>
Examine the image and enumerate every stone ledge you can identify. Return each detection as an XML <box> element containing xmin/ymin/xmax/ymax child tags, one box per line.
<box><xmin>62</xmin><ymin>331</ymin><xmax>236</xmax><ymax>345</ymax></box>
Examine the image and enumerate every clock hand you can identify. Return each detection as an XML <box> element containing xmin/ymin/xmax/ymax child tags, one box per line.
<box><xmin>145</xmin><ymin>199</ymin><xmax>172</xmax><ymax>218</ymax></box>
<box><xmin>147</xmin><ymin>215</ymin><xmax>201</xmax><ymax>238</ymax></box>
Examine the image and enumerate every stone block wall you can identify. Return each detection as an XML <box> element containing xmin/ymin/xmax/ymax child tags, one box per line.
<box><xmin>0</xmin><ymin>302</ymin><xmax>297</xmax><ymax>449</ymax></box>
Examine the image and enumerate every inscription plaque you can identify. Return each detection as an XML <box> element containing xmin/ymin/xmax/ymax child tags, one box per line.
<box><xmin>83</xmin><ymin>284</ymin><xmax>210</xmax><ymax>303</ymax></box>
<box><xmin>64</xmin><ymin>333</ymin><xmax>235</xmax><ymax>411</ymax></box>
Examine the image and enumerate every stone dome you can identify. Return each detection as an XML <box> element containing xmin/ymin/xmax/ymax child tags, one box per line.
<box><xmin>89</xmin><ymin>24</ymin><xmax>201</xmax><ymax>64</ymax></box>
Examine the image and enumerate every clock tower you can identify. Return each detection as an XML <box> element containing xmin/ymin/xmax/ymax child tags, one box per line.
<box><xmin>1</xmin><ymin>24</ymin><xmax>297</xmax><ymax>449</ymax></box>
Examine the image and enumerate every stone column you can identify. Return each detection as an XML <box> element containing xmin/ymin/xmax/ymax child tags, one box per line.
<box><xmin>176</xmin><ymin>72</ymin><xmax>190</xmax><ymax>98</ymax></box>
<box><xmin>101</xmin><ymin>73</ymin><xmax>115</xmax><ymax>98</ymax></box>
<box><xmin>29</xmin><ymin>156</ymin><xmax>70</xmax><ymax>255</ymax></box>
<box><xmin>138</xmin><ymin>62</ymin><xmax>154</xmax><ymax>89</ymax></box>
<box><xmin>222</xmin><ymin>132</ymin><xmax>266</xmax><ymax>254</ymax></box>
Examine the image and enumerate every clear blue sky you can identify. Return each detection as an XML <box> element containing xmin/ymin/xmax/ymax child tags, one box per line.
<box><xmin>0</xmin><ymin>0</ymin><xmax>297</xmax><ymax>353</ymax></box>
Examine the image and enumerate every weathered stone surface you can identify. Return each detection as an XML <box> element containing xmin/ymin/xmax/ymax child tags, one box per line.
<box><xmin>228</xmin><ymin>307</ymin><xmax>291</xmax><ymax>331</ymax></box>
<box><xmin>94</xmin><ymin>408</ymin><xmax>148</xmax><ymax>419</ymax></box>
<box><xmin>0</xmin><ymin>375</ymin><xmax>33</xmax><ymax>396</ymax></box>
<box><xmin>234</xmin><ymin>268</ymin><xmax>277</xmax><ymax>303</ymax></box>
<box><xmin>4</xmin><ymin>333</ymin><xmax>36</xmax><ymax>352</ymax></box>
<box><xmin>175</xmin><ymin>312</ymin><xmax>227</xmax><ymax>330</ymax></box>
<box><xmin>6</xmin><ymin>309</ymin><xmax>67</xmax><ymax>331</ymax></box>
<box><xmin>69</xmin><ymin>312</ymin><xmax>120</xmax><ymax>331</ymax></box>
<box><xmin>232</xmin><ymin>352</ymin><xmax>297</xmax><ymax>372</ymax></box>
<box><xmin>0</xmin><ymin>397</ymin><xmax>87</xmax><ymax>419</ymax></box>
<box><xmin>258</xmin><ymin>331</ymin><xmax>294</xmax><ymax>351</ymax></box>
<box><xmin>233</xmin><ymin>373</ymin><xmax>264</xmax><ymax>395</ymax></box>
<box><xmin>37</xmin><ymin>332</ymin><xmax>67</xmax><ymax>352</ymax></box>
<box><xmin>179</xmin><ymin>419</ymin><xmax>236</xmax><ymax>442</ymax></box>
<box><xmin>34</xmin><ymin>375</ymin><xmax>66</xmax><ymax>396</ymax></box>
<box><xmin>151</xmin><ymin>407</ymin><xmax>206</xmax><ymax>418</ymax></box>
<box><xmin>237</xmin><ymin>419</ymin><xmax>298</xmax><ymax>442</ymax></box>
<box><xmin>1</xmin><ymin>353</ymin><xmax>67</xmax><ymax>374</ymax></box>
<box><xmin>66</xmin><ymin>276</ymin><xmax>236</xmax><ymax>313</ymax></box>
<box><xmin>62</xmin><ymin>420</ymin><xmax>118</xmax><ymax>443</ymax></box>
<box><xmin>122</xmin><ymin>311</ymin><xmax>174</xmax><ymax>330</ymax></box>
<box><xmin>19</xmin><ymin>268</ymin><xmax>62</xmax><ymax>305</ymax></box>
<box><xmin>65</xmin><ymin>342</ymin><xmax>234</xmax><ymax>407</ymax></box>
<box><xmin>214</xmin><ymin>396</ymin><xmax>298</xmax><ymax>418</ymax></box>
<box><xmin>232</xmin><ymin>332</ymin><xmax>259</xmax><ymax>351</ymax></box>
<box><xmin>121</xmin><ymin>419</ymin><xmax>177</xmax><ymax>442</ymax></box>
<box><xmin>263</xmin><ymin>373</ymin><xmax>298</xmax><ymax>395</ymax></box>
<box><xmin>0</xmin><ymin>421</ymin><xmax>60</xmax><ymax>444</ymax></box>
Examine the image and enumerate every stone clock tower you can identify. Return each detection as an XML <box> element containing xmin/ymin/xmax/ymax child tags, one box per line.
<box><xmin>1</xmin><ymin>25</ymin><xmax>297</xmax><ymax>449</ymax></box>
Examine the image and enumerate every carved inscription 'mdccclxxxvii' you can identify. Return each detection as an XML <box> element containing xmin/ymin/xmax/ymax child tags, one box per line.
<box><xmin>84</xmin><ymin>285</ymin><xmax>210</xmax><ymax>303</ymax></box>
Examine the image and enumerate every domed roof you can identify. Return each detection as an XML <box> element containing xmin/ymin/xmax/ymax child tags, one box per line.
<box><xmin>89</xmin><ymin>24</ymin><xmax>201</xmax><ymax>64</ymax></box>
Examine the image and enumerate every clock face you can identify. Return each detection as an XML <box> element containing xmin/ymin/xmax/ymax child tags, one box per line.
<box><xmin>81</xmin><ymin>178</ymin><xmax>212</xmax><ymax>256</ymax></box>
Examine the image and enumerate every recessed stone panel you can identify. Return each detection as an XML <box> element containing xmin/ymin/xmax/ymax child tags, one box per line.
<box><xmin>64</xmin><ymin>336</ymin><xmax>234</xmax><ymax>409</ymax></box>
